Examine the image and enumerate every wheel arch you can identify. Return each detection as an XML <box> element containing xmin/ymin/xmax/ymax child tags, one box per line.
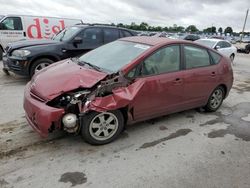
<box><xmin>29</xmin><ymin>55</ymin><xmax>61</xmax><ymax>74</ymax></box>
<box><xmin>218</xmin><ymin>84</ymin><xmax>227</xmax><ymax>99</ymax></box>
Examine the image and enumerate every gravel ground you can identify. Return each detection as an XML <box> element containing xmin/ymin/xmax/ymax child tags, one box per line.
<box><xmin>0</xmin><ymin>52</ymin><xmax>250</xmax><ymax>188</ymax></box>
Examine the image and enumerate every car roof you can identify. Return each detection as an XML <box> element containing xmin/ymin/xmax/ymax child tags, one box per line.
<box><xmin>73</xmin><ymin>24</ymin><xmax>132</xmax><ymax>31</ymax></box>
<box><xmin>198</xmin><ymin>38</ymin><xmax>224</xmax><ymax>42</ymax></box>
<box><xmin>120</xmin><ymin>36</ymin><xmax>179</xmax><ymax>46</ymax></box>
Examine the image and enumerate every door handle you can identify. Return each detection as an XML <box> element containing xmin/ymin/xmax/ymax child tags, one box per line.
<box><xmin>23</xmin><ymin>31</ymin><xmax>26</xmax><ymax>37</ymax></box>
<box><xmin>211</xmin><ymin>72</ymin><xmax>216</xmax><ymax>77</ymax></box>
<box><xmin>173</xmin><ymin>78</ymin><xmax>183</xmax><ymax>85</ymax></box>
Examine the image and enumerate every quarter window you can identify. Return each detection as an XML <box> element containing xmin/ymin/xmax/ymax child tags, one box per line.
<box><xmin>104</xmin><ymin>28</ymin><xmax>119</xmax><ymax>43</ymax></box>
<box><xmin>210</xmin><ymin>51</ymin><xmax>221</xmax><ymax>64</ymax></box>
<box><xmin>184</xmin><ymin>45</ymin><xmax>211</xmax><ymax>69</ymax></box>
<box><xmin>122</xmin><ymin>30</ymin><xmax>132</xmax><ymax>37</ymax></box>
<box><xmin>0</xmin><ymin>17</ymin><xmax>22</xmax><ymax>30</ymax></box>
<box><xmin>141</xmin><ymin>45</ymin><xmax>180</xmax><ymax>76</ymax></box>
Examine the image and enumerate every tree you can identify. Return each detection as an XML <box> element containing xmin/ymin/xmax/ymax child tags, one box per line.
<box><xmin>224</xmin><ymin>27</ymin><xmax>233</xmax><ymax>34</ymax></box>
<box><xmin>139</xmin><ymin>22</ymin><xmax>149</xmax><ymax>31</ymax></box>
<box><xmin>211</xmin><ymin>26</ymin><xmax>216</xmax><ymax>34</ymax></box>
<box><xmin>185</xmin><ymin>25</ymin><xmax>199</xmax><ymax>33</ymax></box>
<box><xmin>176</xmin><ymin>26</ymin><xmax>185</xmax><ymax>32</ymax></box>
<box><xmin>218</xmin><ymin>27</ymin><xmax>223</xmax><ymax>33</ymax></box>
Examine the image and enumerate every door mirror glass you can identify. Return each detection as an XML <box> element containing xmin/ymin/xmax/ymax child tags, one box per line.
<box><xmin>215</xmin><ymin>45</ymin><xmax>221</xmax><ymax>50</ymax></box>
<box><xmin>73</xmin><ymin>36</ymin><xmax>83</xmax><ymax>44</ymax></box>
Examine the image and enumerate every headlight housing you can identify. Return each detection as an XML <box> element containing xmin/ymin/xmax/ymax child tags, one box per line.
<box><xmin>12</xmin><ymin>50</ymin><xmax>31</xmax><ymax>57</ymax></box>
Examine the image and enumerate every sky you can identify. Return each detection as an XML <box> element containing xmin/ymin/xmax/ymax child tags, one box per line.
<box><xmin>0</xmin><ymin>0</ymin><xmax>249</xmax><ymax>32</ymax></box>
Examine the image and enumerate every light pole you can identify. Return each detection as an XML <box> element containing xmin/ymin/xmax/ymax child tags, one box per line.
<box><xmin>240</xmin><ymin>8</ymin><xmax>249</xmax><ymax>42</ymax></box>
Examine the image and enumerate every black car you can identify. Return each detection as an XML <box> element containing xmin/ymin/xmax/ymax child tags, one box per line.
<box><xmin>183</xmin><ymin>34</ymin><xmax>200</xmax><ymax>41</ymax></box>
<box><xmin>2</xmin><ymin>25</ymin><xmax>137</xmax><ymax>77</ymax></box>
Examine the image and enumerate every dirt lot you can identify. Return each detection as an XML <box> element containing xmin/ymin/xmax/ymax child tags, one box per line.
<box><xmin>0</xmin><ymin>53</ymin><xmax>250</xmax><ymax>188</ymax></box>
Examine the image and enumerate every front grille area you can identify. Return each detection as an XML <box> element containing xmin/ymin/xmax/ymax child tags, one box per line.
<box><xmin>5</xmin><ymin>46</ymin><xmax>11</xmax><ymax>53</ymax></box>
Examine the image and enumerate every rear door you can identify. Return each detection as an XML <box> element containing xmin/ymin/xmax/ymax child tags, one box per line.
<box><xmin>182</xmin><ymin>45</ymin><xmax>219</xmax><ymax>108</ymax></box>
<box><xmin>129</xmin><ymin>45</ymin><xmax>185</xmax><ymax>121</ymax></box>
<box><xmin>0</xmin><ymin>16</ymin><xmax>25</xmax><ymax>49</ymax></box>
<box><xmin>217</xmin><ymin>41</ymin><xmax>232</xmax><ymax>57</ymax></box>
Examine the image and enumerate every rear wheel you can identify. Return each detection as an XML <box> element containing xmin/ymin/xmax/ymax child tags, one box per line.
<box><xmin>204</xmin><ymin>86</ymin><xmax>225</xmax><ymax>112</ymax></box>
<box><xmin>30</xmin><ymin>58</ymin><xmax>53</xmax><ymax>77</ymax></box>
<box><xmin>81</xmin><ymin>110</ymin><xmax>124</xmax><ymax>145</ymax></box>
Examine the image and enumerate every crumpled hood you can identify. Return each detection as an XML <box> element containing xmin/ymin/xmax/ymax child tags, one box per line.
<box><xmin>30</xmin><ymin>59</ymin><xmax>108</xmax><ymax>100</ymax></box>
<box><xmin>7</xmin><ymin>39</ymin><xmax>59</xmax><ymax>51</ymax></box>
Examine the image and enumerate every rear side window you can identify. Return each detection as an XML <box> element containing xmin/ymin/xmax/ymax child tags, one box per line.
<box><xmin>121</xmin><ymin>30</ymin><xmax>133</xmax><ymax>37</ymax></box>
<box><xmin>210</xmin><ymin>51</ymin><xmax>221</xmax><ymax>64</ymax></box>
<box><xmin>184</xmin><ymin>45</ymin><xmax>211</xmax><ymax>69</ymax></box>
<box><xmin>0</xmin><ymin>17</ymin><xmax>22</xmax><ymax>30</ymax></box>
<box><xmin>104</xmin><ymin>28</ymin><xmax>119</xmax><ymax>43</ymax></box>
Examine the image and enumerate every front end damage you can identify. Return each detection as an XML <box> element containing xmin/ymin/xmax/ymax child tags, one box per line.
<box><xmin>45</xmin><ymin>72</ymin><xmax>144</xmax><ymax>135</ymax></box>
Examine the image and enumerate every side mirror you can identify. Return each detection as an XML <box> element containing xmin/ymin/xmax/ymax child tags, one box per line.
<box><xmin>73</xmin><ymin>37</ymin><xmax>83</xmax><ymax>44</ymax></box>
<box><xmin>215</xmin><ymin>45</ymin><xmax>221</xmax><ymax>50</ymax></box>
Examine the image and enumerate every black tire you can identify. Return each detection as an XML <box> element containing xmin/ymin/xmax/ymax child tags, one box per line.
<box><xmin>204</xmin><ymin>86</ymin><xmax>225</xmax><ymax>112</ymax></box>
<box><xmin>30</xmin><ymin>58</ymin><xmax>54</xmax><ymax>77</ymax></box>
<box><xmin>230</xmin><ymin>54</ymin><xmax>235</xmax><ymax>62</ymax></box>
<box><xmin>81</xmin><ymin>110</ymin><xmax>124</xmax><ymax>145</ymax></box>
<box><xmin>0</xmin><ymin>47</ymin><xmax>3</xmax><ymax>60</ymax></box>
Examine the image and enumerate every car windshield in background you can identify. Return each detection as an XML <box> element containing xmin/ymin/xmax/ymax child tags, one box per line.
<box><xmin>53</xmin><ymin>27</ymin><xmax>81</xmax><ymax>41</ymax></box>
<box><xmin>195</xmin><ymin>40</ymin><xmax>216</xmax><ymax>48</ymax></box>
<box><xmin>78</xmin><ymin>40</ymin><xmax>151</xmax><ymax>72</ymax></box>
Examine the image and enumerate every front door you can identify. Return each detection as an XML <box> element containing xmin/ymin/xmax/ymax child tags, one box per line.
<box><xmin>0</xmin><ymin>17</ymin><xmax>25</xmax><ymax>49</ymax></box>
<box><xmin>129</xmin><ymin>45</ymin><xmax>185</xmax><ymax>121</ymax></box>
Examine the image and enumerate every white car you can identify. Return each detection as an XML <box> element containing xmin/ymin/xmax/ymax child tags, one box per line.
<box><xmin>195</xmin><ymin>39</ymin><xmax>237</xmax><ymax>61</ymax></box>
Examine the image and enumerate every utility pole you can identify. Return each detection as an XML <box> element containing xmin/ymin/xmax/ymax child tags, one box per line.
<box><xmin>240</xmin><ymin>8</ymin><xmax>249</xmax><ymax>42</ymax></box>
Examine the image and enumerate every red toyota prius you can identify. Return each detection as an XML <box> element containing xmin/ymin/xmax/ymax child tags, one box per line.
<box><xmin>23</xmin><ymin>36</ymin><xmax>233</xmax><ymax>145</ymax></box>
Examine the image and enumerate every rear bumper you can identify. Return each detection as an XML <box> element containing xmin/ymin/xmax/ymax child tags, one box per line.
<box><xmin>23</xmin><ymin>83</ymin><xmax>65</xmax><ymax>137</ymax></box>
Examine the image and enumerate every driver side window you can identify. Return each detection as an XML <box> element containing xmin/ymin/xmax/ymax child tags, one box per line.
<box><xmin>141</xmin><ymin>45</ymin><xmax>180</xmax><ymax>76</ymax></box>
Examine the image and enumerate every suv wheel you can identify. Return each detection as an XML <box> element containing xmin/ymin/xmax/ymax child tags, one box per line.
<box><xmin>30</xmin><ymin>58</ymin><xmax>54</xmax><ymax>77</ymax></box>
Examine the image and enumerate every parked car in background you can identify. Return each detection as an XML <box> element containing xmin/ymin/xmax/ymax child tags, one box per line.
<box><xmin>23</xmin><ymin>36</ymin><xmax>233</xmax><ymax>145</ymax></box>
<box><xmin>0</xmin><ymin>14</ymin><xmax>82</xmax><ymax>60</ymax></box>
<box><xmin>242</xmin><ymin>37</ymin><xmax>250</xmax><ymax>43</ymax></box>
<box><xmin>195</xmin><ymin>39</ymin><xmax>237</xmax><ymax>61</ymax></box>
<box><xmin>183</xmin><ymin>34</ymin><xmax>200</xmax><ymax>41</ymax></box>
<box><xmin>2</xmin><ymin>25</ymin><xmax>137</xmax><ymax>77</ymax></box>
<box><xmin>237</xmin><ymin>44</ymin><xmax>250</xmax><ymax>54</ymax></box>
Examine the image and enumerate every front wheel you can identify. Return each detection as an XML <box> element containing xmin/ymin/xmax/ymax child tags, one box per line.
<box><xmin>204</xmin><ymin>86</ymin><xmax>225</xmax><ymax>112</ymax></box>
<box><xmin>230</xmin><ymin>54</ymin><xmax>235</xmax><ymax>62</ymax></box>
<box><xmin>30</xmin><ymin>58</ymin><xmax>54</xmax><ymax>77</ymax></box>
<box><xmin>81</xmin><ymin>110</ymin><xmax>124</xmax><ymax>145</ymax></box>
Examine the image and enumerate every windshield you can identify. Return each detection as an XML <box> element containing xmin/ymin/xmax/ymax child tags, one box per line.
<box><xmin>78</xmin><ymin>40</ymin><xmax>151</xmax><ymax>72</ymax></box>
<box><xmin>53</xmin><ymin>26</ymin><xmax>81</xmax><ymax>41</ymax></box>
<box><xmin>195</xmin><ymin>40</ymin><xmax>216</xmax><ymax>48</ymax></box>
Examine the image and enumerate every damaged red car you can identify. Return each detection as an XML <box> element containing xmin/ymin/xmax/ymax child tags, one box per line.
<box><xmin>23</xmin><ymin>36</ymin><xmax>233</xmax><ymax>145</ymax></box>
